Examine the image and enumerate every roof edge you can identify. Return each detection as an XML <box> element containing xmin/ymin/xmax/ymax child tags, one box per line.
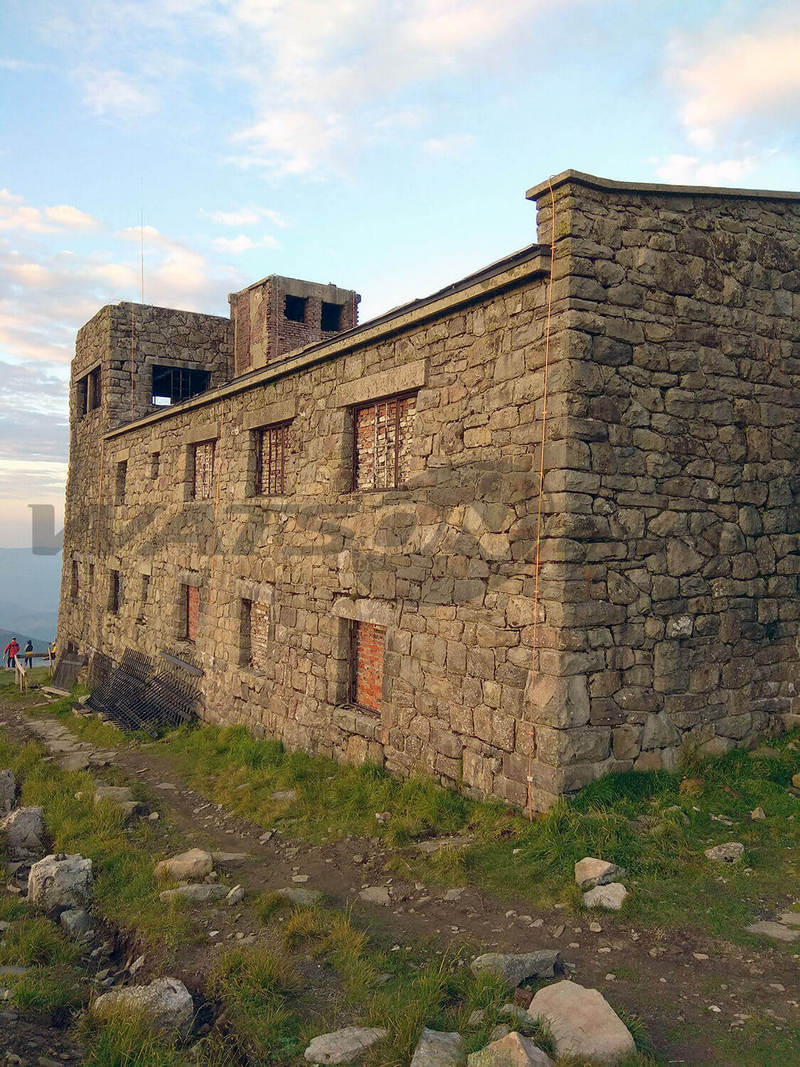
<box><xmin>525</xmin><ymin>169</ymin><xmax>800</xmax><ymax>204</ymax></box>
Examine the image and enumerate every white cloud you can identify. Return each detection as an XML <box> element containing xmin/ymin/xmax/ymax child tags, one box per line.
<box><xmin>423</xmin><ymin>133</ymin><xmax>475</xmax><ymax>157</ymax></box>
<box><xmin>653</xmin><ymin>153</ymin><xmax>762</xmax><ymax>187</ymax></box>
<box><xmin>0</xmin><ymin>189</ymin><xmax>101</xmax><ymax>235</ymax></box>
<box><xmin>205</xmin><ymin>207</ymin><xmax>289</xmax><ymax>228</ymax></box>
<box><xmin>79</xmin><ymin>68</ymin><xmax>159</xmax><ymax>120</ymax></box>
<box><xmin>669</xmin><ymin>12</ymin><xmax>800</xmax><ymax>142</ymax></box>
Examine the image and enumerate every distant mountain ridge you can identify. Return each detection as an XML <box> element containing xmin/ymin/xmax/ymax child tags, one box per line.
<box><xmin>0</xmin><ymin>548</ymin><xmax>61</xmax><ymax>642</ymax></box>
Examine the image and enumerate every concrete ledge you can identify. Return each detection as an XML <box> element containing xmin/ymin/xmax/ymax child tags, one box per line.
<box><xmin>335</xmin><ymin>359</ymin><xmax>427</xmax><ymax>408</ymax></box>
<box><xmin>332</xmin><ymin>597</ymin><xmax>399</xmax><ymax>627</ymax></box>
<box><xmin>526</xmin><ymin>168</ymin><xmax>800</xmax><ymax>203</ymax></box>
<box><xmin>242</xmin><ymin>400</ymin><xmax>296</xmax><ymax>431</ymax></box>
<box><xmin>183</xmin><ymin>422</ymin><xmax>219</xmax><ymax>444</ymax></box>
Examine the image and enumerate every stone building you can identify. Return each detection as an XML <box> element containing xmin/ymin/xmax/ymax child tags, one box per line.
<box><xmin>58</xmin><ymin>171</ymin><xmax>800</xmax><ymax>811</ymax></box>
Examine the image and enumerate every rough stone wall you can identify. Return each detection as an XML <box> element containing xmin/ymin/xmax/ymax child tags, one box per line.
<box><xmin>526</xmin><ymin>178</ymin><xmax>800</xmax><ymax>797</ymax></box>
<box><xmin>59</xmin><ymin>252</ymin><xmax>559</xmax><ymax>808</ymax></box>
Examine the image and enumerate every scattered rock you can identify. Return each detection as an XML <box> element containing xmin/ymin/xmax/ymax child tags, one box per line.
<box><xmin>410</xmin><ymin>1027</ymin><xmax>465</xmax><ymax>1066</ymax></box>
<box><xmin>94</xmin><ymin>784</ymin><xmax>142</xmax><ymax>821</ymax></box>
<box><xmin>154</xmin><ymin>848</ymin><xmax>213</xmax><ymax>882</ymax></box>
<box><xmin>745</xmin><ymin>921</ymin><xmax>800</xmax><ymax>943</ymax></box>
<box><xmin>226</xmin><ymin>885</ymin><xmax>245</xmax><ymax>906</ymax></box>
<box><xmin>375</xmin><ymin>811</ymin><xmax>391</xmax><ymax>823</ymax></box>
<box><xmin>499</xmin><ymin>1004</ymin><xmax>530</xmax><ymax>1025</ymax></box>
<box><xmin>467</xmin><ymin>1031</ymin><xmax>554</xmax><ymax>1066</ymax></box>
<box><xmin>583</xmin><ymin>883</ymin><xmax>628</xmax><ymax>911</ymax></box>
<box><xmin>0</xmin><ymin>806</ymin><xmax>46</xmax><ymax>859</ymax></box>
<box><xmin>304</xmin><ymin>1026</ymin><xmax>388</xmax><ymax>1063</ymax></box>
<box><xmin>0</xmin><ymin>770</ymin><xmax>15</xmax><ymax>814</ymax></box>
<box><xmin>489</xmin><ymin>1025</ymin><xmax>511</xmax><ymax>1042</ymax></box>
<box><xmin>470</xmin><ymin>951</ymin><xmax>560</xmax><ymax>988</ymax></box>
<box><xmin>574</xmin><ymin>858</ymin><xmax>626</xmax><ymax>891</ymax></box>
<box><xmin>792</xmin><ymin>773</ymin><xmax>800</xmax><ymax>789</ymax></box>
<box><xmin>750</xmin><ymin>807</ymin><xmax>766</xmax><ymax>821</ymax></box>
<box><xmin>276</xmin><ymin>887</ymin><xmax>323</xmax><ymax>907</ymax></box>
<box><xmin>704</xmin><ymin>842</ymin><xmax>744</xmax><ymax>864</ymax></box>
<box><xmin>28</xmin><ymin>854</ymin><xmax>93</xmax><ymax>915</ymax></box>
<box><xmin>59</xmin><ymin>908</ymin><xmax>94</xmax><ymax>941</ymax></box>
<box><xmin>415</xmin><ymin>836</ymin><xmax>472</xmax><ymax>854</ymax></box>
<box><xmin>159</xmin><ymin>884</ymin><xmax>228</xmax><ymax>904</ymax></box>
<box><xmin>468</xmin><ymin>1009</ymin><xmax>486</xmax><ymax>1028</ymax></box>
<box><xmin>0</xmin><ymin>965</ymin><xmax>29</xmax><ymax>977</ymax></box>
<box><xmin>779</xmin><ymin>911</ymin><xmax>800</xmax><ymax>926</ymax></box>
<box><xmin>271</xmin><ymin>790</ymin><xmax>297</xmax><ymax>803</ymax></box>
<box><xmin>211</xmin><ymin>851</ymin><xmax>250</xmax><ymax>867</ymax></box>
<box><xmin>528</xmin><ymin>980</ymin><xmax>635</xmax><ymax>1064</ymax></box>
<box><xmin>359</xmin><ymin>886</ymin><xmax>391</xmax><ymax>905</ymax></box>
<box><xmin>91</xmin><ymin>976</ymin><xmax>194</xmax><ymax>1037</ymax></box>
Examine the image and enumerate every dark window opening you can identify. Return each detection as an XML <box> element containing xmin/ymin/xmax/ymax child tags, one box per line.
<box><xmin>77</xmin><ymin>366</ymin><xmax>101</xmax><ymax>416</ymax></box>
<box><xmin>284</xmin><ymin>295</ymin><xmax>307</xmax><ymax>323</ymax></box>
<box><xmin>109</xmin><ymin>570</ymin><xmax>121</xmax><ymax>614</ymax></box>
<box><xmin>255</xmin><ymin>422</ymin><xmax>289</xmax><ymax>495</ymax></box>
<box><xmin>137</xmin><ymin>574</ymin><xmax>150</xmax><ymax>624</ymax></box>
<box><xmin>152</xmin><ymin>365</ymin><xmax>210</xmax><ymax>407</ymax></box>
<box><xmin>321</xmin><ymin>301</ymin><xmax>342</xmax><ymax>332</ymax></box>
<box><xmin>150</xmin><ymin>452</ymin><xmax>160</xmax><ymax>478</ymax></box>
<box><xmin>115</xmin><ymin>460</ymin><xmax>127</xmax><ymax>505</ymax></box>
<box><xmin>70</xmin><ymin>560</ymin><xmax>80</xmax><ymax>601</ymax></box>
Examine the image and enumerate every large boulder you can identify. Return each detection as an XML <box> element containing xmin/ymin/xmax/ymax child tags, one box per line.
<box><xmin>0</xmin><ymin>770</ymin><xmax>16</xmax><ymax>814</ymax></box>
<box><xmin>470</xmin><ymin>951</ymin><xmax>560</xmax><ymax>989</ymax></box>
<box><xmin>304</xmin><ymin>1027</ymin><xmax>388</xmax><ymax>1064</ymax></box>
<box><xmin>1</xmin><ymin>806</ymin><xmax>45</xmax><ymax>859</ymax></box>
<box><xmin>410</xmin><ymin>1027</ymin><xmax>465</xmax><ymax>1066</ymax></box>
<box><xmin>582</xmin><ymin>883</ymin><xmax>628</xmax><ymax>910</ymax></box>
<box><xmin>91</xmin><ymin>977</ymin><xmax>194</xmax><ymax>1037</ymax></box>
<box><xmin>574</xmin><ymin>857</ymin><xmax>625</xmax><ymax>891</ymax></box>
<box><xmin>467</xmin><ymin>1031</ymin><xmax>554</xmax><ymax>1066</ymax></box>
<box><xmin>154</xmin><ymin>848</ymin><xmax>213</xmax><ymax>882</ymax></box>
<box><xmin>28</xmin><ymin>853</ymin><xmax>93</xmax><ymax>915</ymax></box>
<box><xmin>528</xmin><ymin>981</ymin><xmax>634</xmax><ymax>1065</ymax></box>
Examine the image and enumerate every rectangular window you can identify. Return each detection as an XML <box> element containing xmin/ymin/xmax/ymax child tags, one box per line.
<box><xmin>284</xmin><ymin>295</ymin><xmax>307</xmax><ymax>323</ymax></box>
<box><xmin>109</xmin><ymin>570</ymin><xmax>121</xmax><ymax>613</ymax></box>
<box><xmin>350</xmin><ymin>621</ymin><xmax>385</xmax><ymax>712</ymax></box>
<box><xmin>137</xmin><ymin>574</ymin><xmax>150</xmax><ymax>623</ymax></box>
<box><xmin>321</xmin><ymin>301</ymin><xmax>342</xmax><ymax>332</ymax></box>
<box><xmin>241</xmin><ymin>599</ymin><xmax>269</xmax><ymax>669</ymax></box>
<box><xmin>70</xmin><ymin>560</ymin><xmax>80</xmax><ymax>601</ymax></box>
<box><xmin>77</xmin><ymin>366</ymin><xmax>101</xmax><ymax>416</ymax></box>
<box><xmin>255</xmin><ymin>423</ymin><xmax>289</xmax><ymax>496</ymax></box>
<box><xmin>184</xmin><ymin>585</ymin><xmax>199</xmax><ymax>642</ymax></box>
<box><xmin>354</xmin><ymin>393</ymin><xmax>416</xmax><ymax>491</ymax></box>
<box><xmin>152</xmin><ymin>365</ymin><xmax>209</xmax><ymax>407</ymax></box>
<box><xmin>115</xmin><ymin>460</ymin><xmax>127</xmax><ymax>505</ymax></box>
<box><xmin>150</xmin><ymin>452</ymin><xmax>160</xmax><ymax>478</ymax></box>
<box><xmin>193</xmin><ymin>440</ymin><xmax>216</xmax><ymax>500</ymax></box>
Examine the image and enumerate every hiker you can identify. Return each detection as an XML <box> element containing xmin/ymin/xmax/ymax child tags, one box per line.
<box><xmin>3</xmin><ymin>637</ymin><xmax>20</xmax><ymax>669</ymax></box>
<box><xmin>24</xmin><ymin>640</ymin><xmax>33</xmax><ymax>670</ymax></box>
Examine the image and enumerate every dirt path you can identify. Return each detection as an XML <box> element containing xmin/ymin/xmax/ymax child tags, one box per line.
<box><xmin>2</xmin><ymin>694</ymin><xmax>798</xmax><ymax>1065</ymax></box>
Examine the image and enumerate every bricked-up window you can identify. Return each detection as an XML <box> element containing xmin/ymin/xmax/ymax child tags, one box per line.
<box><xmin>255</xmin><ymin>423</ymin><xmax>289</xmax><ymax>495</ymax></box>
<box><xmin>321</xmin><ymin>301</ymin><xmax>342</xmax><ymax>331</ymax></box>
<box><xmin>284</xmin><ymin>295</ymin><xmax>307</xmax><ymax>323</ymax></box>
<box><xmin>137</xmin><ymin>574</ymin><xmax>150</xmax><ymax>623</ymax></box>
<box><xmin>354</xmin><ymin>393</ymin><xmax>416</xmax><ymax>491</ymax></box>
<box><xmin>193</xmin><ymin>441</ymin><xmax>216</xmax><ymax>500</ymax></box>
<box><xmin>152</xmin><ymin>365</ymin><xmax>209</xmax><ymax>407</ymax></box>
<box><xmin>150</xmin><ymin>452</ymin><xmax>160</xmax><ymax>478</ymax></box>
<box><xmin>70</xmin><ymin>560</ymin><xmax>80</xmax><ymax>601</ymax></box>
<box><xmin>115</xmin><ymin>460</ymin><xmax>127</xmax><ymax>505</ymax></box>
<box><xmin>184</xmin><ymin>585</ymin><xmax>199</xmax><ymax>642</ymax></box>
<box><xmin>351</xmin><ymin>621</ymin><xmax>385</xmax><ymax>712</ymax></box>
<box><xmin>241</xmin><ymin>599</ymin><xmax>269</xmax><ymax>669</ymax></box>
<box><xmin>109</xmin><ymin>570</ymin><xmax>121</xmax><ymax>613</ymax></box>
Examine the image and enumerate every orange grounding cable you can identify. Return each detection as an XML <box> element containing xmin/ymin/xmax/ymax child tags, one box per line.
<box><xmin>526</xmin><ymin>178</ymin><xmax>557</xmax><ymax>822</ymax></box>
<box><xmin>210</xmin><ymin>399</ymin><xmax>225</xmax><ymax>581</ymax></box>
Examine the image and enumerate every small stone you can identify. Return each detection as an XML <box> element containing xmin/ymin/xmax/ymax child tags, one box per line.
<box><xmin>0</xmin><ymin>770</ymin><xmax>16</xmax><ymax>814</ymax></box>
<box><xmin>470</xmin><ymin>951</ymin><xmax>560</xmax><ymax>988</ymax></box>
<box><xmin>528</xmin><ymin>980</ymin><xmax>635</xmax><ymax>1063</ymax></box>
<box><xmin>304</xmin><ymin>1026</ymin><xmax>388</xmax><ymax>1063</ymax></box>
<box><xmin>750</xmin><ymin>807</ymin><xmax>766</xmax><ymax>821</ymax></box>
<box><xmin>59</xmin><ymin>908</ymin><xmax>94</xmax><ymax>940</ymax></box>
<box><xmin>375</xmin><ymin>811</ymin><xmax>391</xmax><ymax>823</ymax></box>
<box><xmin>292</xmin><ymin>874</ymin><xmax>310</xmax><ymax>883</ymax></box>
<box><xmin>359</xmin><ymin>886</ymin><xmax>391</xmax><ymax>905</ymax></box>
<box><xmin>154</xmin><ymin>848</ymin><xmax>213</xmax><ymax>882</ymax></box>
<box><xmin>212</xmin><ymin>852</ymin><xmax>250</xmax><ymax>867</ymax></box>
<box><xmin>0</xmin><ymin>807</ymin><xmax>46</xmax><ymax>860</ymax></box>
<box><xmin>91</xmin><ymin>977</ymin><xmax>194</xmax><ymax>1037</ymax></box>
<box><xmin>779</xmin><ymin>911</ymin><xmax>800</xmax><ymax>927</ymax></box>
<box><xmin>704</xmin><ymin>842</ymin><xmax>744</xmax><ymax>864</ymax></box>
<box><xmin>276</xmin><ymin>887</ymin><xmax>323</xmax><ymax>907</ymax></box>
<box><xmin>148</xmin><ymin>812</ymin><xmax>160</xmax><ymax>821</ymax></box>
<box><xmin>410</xmin><ymin>1027</ymin><xmax>464</xmax><ymax>1066</ymax></box>
<box><xmin>159</xmin><ymin>884</ymin><xmax>228</xmax><ymax>904</ymax></box>
<box><xmin>745</xmin><ymin>921</ymin><xmax>800</xmax><ymax>942</ymax></box>
<box><xmin>574</xmin><ymin>857</ymin><xmax>626</xmax><ymax>891</ymax></box>
<box><xmin>468</xmin><ymin>1009</ymin><xmax>485</xmax><ymax>1027</ymax></box>
<box><xmin>271</xmin><ymin>790</ymin><xmax>297</xmax><ymax>803</ymax></box>
<box><xmin>583</xmin><ymin>883</ymin><xmax>628</xmax><ymax>911</ymax></box>
<box><xmin>28</xmin><ymin>854</ymin><xmax>92</xmax><ymax>915</ymax></box>
<box><xmin>589</xmin><ymin>922</ymin><xmax>602</xmax><ymax>933</ymax></box>
<box><xmin>226</xmin><ymin>885</ymin><xmax>245</xmax><ymax>906</ymax></box>
<box><xmin>792</xmin><ymin>773</ymin><xmax>800</xmax><ymax>789</ymax></box>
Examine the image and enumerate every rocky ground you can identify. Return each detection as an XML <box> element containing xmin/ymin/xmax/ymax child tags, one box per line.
<box><xmin>0</xmin><ymin>686</ymin><xmax>798</xmax><ymax>1064</ymax></box>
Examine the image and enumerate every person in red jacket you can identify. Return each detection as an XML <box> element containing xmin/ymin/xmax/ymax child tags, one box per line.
<box><xmin>3</xmin><ymin>638</ymin><xmax>20</xmax><ymax>669</ymax></box>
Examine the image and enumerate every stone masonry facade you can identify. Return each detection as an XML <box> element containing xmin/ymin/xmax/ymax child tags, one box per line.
<box><xmin>58</xmin><ymin>172</ymin><xmax>800</xmax><ymax>811</ymax></box>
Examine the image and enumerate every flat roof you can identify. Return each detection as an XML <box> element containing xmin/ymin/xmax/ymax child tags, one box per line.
<box><xmin>526</xmin><ymin>169</ymin><xmax>800</xmax><ymax>203</ymax></box>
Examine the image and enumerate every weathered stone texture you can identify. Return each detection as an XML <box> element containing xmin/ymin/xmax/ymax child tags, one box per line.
<box><xmin>58</xmin><ymin>177</ymin><xmax>800</xmax><ymax>810</ymax></box>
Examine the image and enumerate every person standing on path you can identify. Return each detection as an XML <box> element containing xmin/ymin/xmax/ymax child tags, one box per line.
<box><xmin>24</xmin><ymin>640</ymin><xmax>33</xmax><ymax>669</ymax></box>
<box><xmin>3</xmin><ymin>637</ymin><xmax>19</xmax><ymax>669</ymax></box>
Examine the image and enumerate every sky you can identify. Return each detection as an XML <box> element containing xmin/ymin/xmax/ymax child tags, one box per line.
<box><xmin>1</xmin><ymin>0</ymin><xmax>799</xmax><ymax>546</ymax></box>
